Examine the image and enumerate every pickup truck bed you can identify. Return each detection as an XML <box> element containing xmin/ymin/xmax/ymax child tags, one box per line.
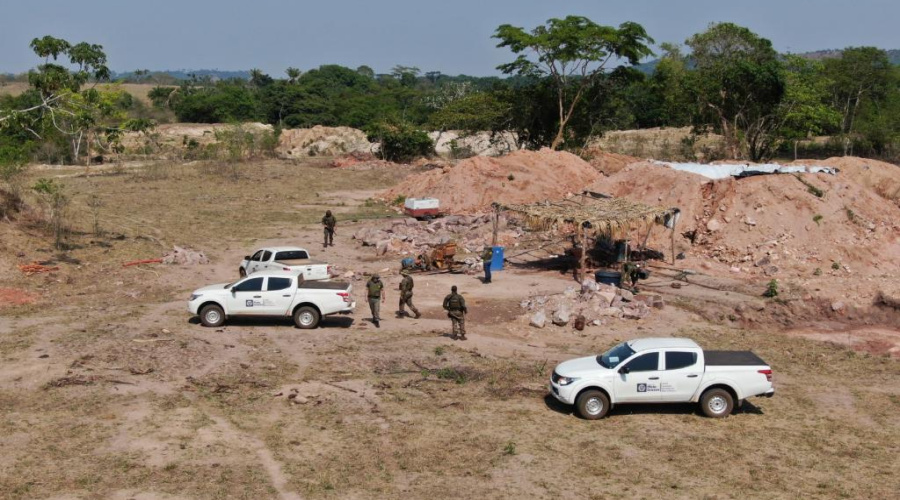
<box><xmin>301</xmin><ymin>281</ymin><xmax>351</xmax><ymax>290</ymax></box>
<box><xmin>704</xmin><ymin>351</ymin><xmax>767</xmax><ymax>366</ymax></box>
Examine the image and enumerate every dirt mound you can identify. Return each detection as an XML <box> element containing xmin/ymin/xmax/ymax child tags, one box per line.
<box><xmin>381</xmin><ymin>149</ymin><xmax>603</xmax><ymax>213</ymax></box>
<box><xmin>790</xmin><ymin>156</ymin><xmax>900</xmax><ymax>203</ymax></box>
<box><xmin>591</xmin><ymin>161</ymin><xmax>900</xmax><ymax>280</ymax></box>
<box><xmin>582</xmin><ymin>148</ymin><xmax>641</xmax><ymax>175</ymax></box>
<box><xmin>277</xmin><ymin>126</ymin><xmax>375</xmax><ymax>158</ymax></box>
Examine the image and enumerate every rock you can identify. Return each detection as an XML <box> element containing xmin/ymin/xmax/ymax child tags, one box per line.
<box><xmin>291</xmin><ymin>396</ymin><xmax>309</xmax><ymax>405</ymax></box>
<box><xmin>623</xmin><ymin>303</ymin><xmax>651</xmax><ymax>320</ymax></box>
<box><xmin>730</xmin><ymin>267</ymin><xmax>742</xmax><ymax>273</ymax></box>
<box><xmin>342</xmin><ymin>271</ymin><xmax>355</xmax><ymax>279</ymax></box>
<box><xmin>375</xmin><ymin>240</ymin><xmax>391</xmax><ymax>256</ymax></box>
<box><xmin>581</xmin><ymin>279</ymin><xmax>599</xmax><ymax>293</ymax></box>
<box><xmin>563</xmin><ymin>286</ymin><xmax>578</xmax><ymax>299</ymax></box>
<box><xmin>706</xmin><ymin>219</ymin><xmax>723</xmax><ymax>232</ymax></box>
<box><xmin>552</xmin><ymin>305</ymin><xmax>571</xmax><ymax>326</ymax></box>
<box><xmin>597</xmin><ymin>307</ymin><xmax>623</xmax><ymax>318</ymax></box>
<box><xmin>590</xmin><ymin>319</ymin><xmax>602</xmax><ymax>326</ymax></box>
<box><xmin>596</xmin><ymin>290</ymin><xmax>617</xmax><ymax>308</ymax></box>
<box><xmin>529</xmin><ymin>311</ymin><xmax>547</xmax><ymax>328</ymax></box>
<box><xmin>610</xmin><ymin>296</ymin><xmax>624</xmax><ymax>309</ymax></box>
<box><xmin>617</xmin><ymin>288</ymin><xmax>634</xmax><ymax>302</ymax></box>
<box><xmin>755</xmin><ymin>256</ymin><xmax>771</xmax><ymax>267</ymax></box>
<box><xmin>831</xmin><ymin>301</ymin><xmax>845</xmax><ymax>312</ymax></box>
<box><xmin>744</xmin><ymin>217</ymin><xmax>757</xmax><ymax>226</ymax></box>
<box><xmin>763</xmin><ymin>265</ymin><xmax>779</xmax><ymax>276</ymax></box>
<box><xmin>161</xmin><ymin>328</ymin><xmax>171</xmax><ymax>334</ymax></box>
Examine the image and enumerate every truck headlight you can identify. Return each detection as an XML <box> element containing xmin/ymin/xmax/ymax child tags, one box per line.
<box><xmin>190</xmin><ymin>294</ymin><xmax>202</xmax><ymax>301</ymax></box>
<box><xmin>557</xmin><ymin>376</ymin><xmax>579</xmax><ymax>386</ymax></box>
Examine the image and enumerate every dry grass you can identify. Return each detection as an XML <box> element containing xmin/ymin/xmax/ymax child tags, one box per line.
<box><xmin>0</xmin><ymin>158</ymin><xmax>897</xmax><ymax>499</ymax></box>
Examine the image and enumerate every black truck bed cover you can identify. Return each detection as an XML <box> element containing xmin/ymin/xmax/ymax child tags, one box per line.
<box><xmin>298</xmin><ymin>281</ymin><xmax>349</xmax><ymax>290</ymax></box>
<box><xmin>704</xmin><ymin>351</ymin><xmax>767</xmax><ymax>366</ymax></box>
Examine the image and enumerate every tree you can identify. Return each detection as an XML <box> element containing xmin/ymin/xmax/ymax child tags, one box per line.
<box><xmin>493</xmin><ymin>16</ymin><xmax>654</xmax><ymax>149</ymax></box>
<box><xmin>356</xmin><ymin>65</ymin><xmax>375</xmax><ymax>79</ymax></box>
<box><xmin>777</xmin><ymin>56</ymin><xmax>841</xmax><ymax>159</ymax></box>
<box><xmin>686</xmin><ymin>23</ymin><xmax>785</xmax><ymax>161</ymax></box>
<box><xmin>823</xmin><ymin>47</ymin><xmax>894</xmax><ymax>154</ymax></box>
<box><xmin>285</xmin><ymin>67</ymin><xmax>302</xmax><ymax>84</ymax></box>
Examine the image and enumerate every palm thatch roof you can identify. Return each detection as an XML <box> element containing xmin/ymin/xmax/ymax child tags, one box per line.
<box><xmin>503</xmin><ymin>194</ymin><xmax>676</xmax><ymax>236</ymax></box>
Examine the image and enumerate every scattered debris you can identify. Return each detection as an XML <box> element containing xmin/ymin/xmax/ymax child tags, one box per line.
<box><xmin>162</xmin><ymin>245</ymin><xmax>209</xmax><ymax>265</ymax></box>
<box><xmin>18</xmin><ymin>262</ymin><xmax>59</xmax><ymax>276</ymax></box>
<box><xmin>123</xmin><ymin>258</ymin><xmax>163</xmax><ymax>267</ymax></box>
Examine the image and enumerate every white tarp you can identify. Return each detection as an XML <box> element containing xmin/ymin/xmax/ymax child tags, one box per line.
<box><xmin>653</xmin><ymin>161</ymin><xmax>838</xmax><ymax>180</ymax></box>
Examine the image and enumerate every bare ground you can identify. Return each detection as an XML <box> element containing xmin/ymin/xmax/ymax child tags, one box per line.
<box><xmin>0</xmin><ymin>159</ymin><xmax>898</xmax><ymax>499</ymax></box>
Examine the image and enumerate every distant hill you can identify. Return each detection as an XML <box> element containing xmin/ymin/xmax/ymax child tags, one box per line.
<box><xmin>632</xmin><ymin>48</ymin><xmax>899</xmax><ymax>75</ymax></box>
<box><xmin>112</xmin><ymin>69</ymin><xmax>251</xmax><ymax>82</ymax></box>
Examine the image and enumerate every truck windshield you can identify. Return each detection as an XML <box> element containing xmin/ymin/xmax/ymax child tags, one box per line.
<box><xmin>275</xmin><ymin>251</ymin><xmax>309</xmax><ymax>261</ymax></box>
<box><xmin>597</xmin><ymin>343</ymin><xmax>635</xmax><ymax>369</ymax></box>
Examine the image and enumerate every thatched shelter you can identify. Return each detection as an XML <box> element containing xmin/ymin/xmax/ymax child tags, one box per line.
<box><xmin>500</xmin><ymin>192</ymin><xmax>681</xmax><ymax>278</ymax></box>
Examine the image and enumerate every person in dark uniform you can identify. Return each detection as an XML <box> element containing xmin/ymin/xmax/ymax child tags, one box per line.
<box><xmin>366</xmin><ymin>274</ymin><xmax>385</xmax><ymax>327</ymax></box>
<box><xmin>398</xmin><ymin>269</ymin><xmax>421</xmax><ymax>319</ymax></box>
<box><xmin>442</xmin><ymin>285</ymin><xmax>467</xmax><ymax>340</ymax></box>
<box><xmin>481</xmin><ymin>246</ymin><xmax>493</xmax><ymax>284</ymax></box>
<box><xmin>322</xmin><ymin>210</ymin><xmax>337</xmax><ymax>247</ymax></box>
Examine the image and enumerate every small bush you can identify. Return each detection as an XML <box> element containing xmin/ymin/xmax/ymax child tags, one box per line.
<box><xmin>831</xmin><ymin>262</ymin><xmax>841</xmax><ymax>270</ymax></box>
<box><xmin>507</xmin><ymin>174</ymin><xmax>515</xmax><ymax>181</ymax></box>
<box><xmin>503</xmin><ymin>441</ymin><xmax>517</xmax><ymax>456</ymax></box>
<box><xmin>433</xmin><ymin>346</ymin><xmax>445</xmax><ymax>356</ymax></box>
<box><xmin>393</xmin><ymin>195</ymin><xmax>406</xmax><ymax>206</ymax></box>
<box><xmin>813</xmin><ymin>214</ymin><xmax>823</xmax><ymax>225</ymax></box>
<box><xmin>813</xmin><ymin>268</ymin><xmax>822</xmax><ymax>276</ymax></box>
<box><xmin>763</xmin><ymin>279</ymin><xmax>779</xmax><ymax>298</ymax></box>
<box><xmin>367</xmin><ymin>122</ymin><xmax>434</xmax><ymax>163</ymax></box>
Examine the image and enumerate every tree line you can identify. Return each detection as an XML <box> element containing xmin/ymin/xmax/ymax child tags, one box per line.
<box><xmin>2</xmin><ymin>18</ymin><xmax>900</xmax><ymax>167</ymax></box>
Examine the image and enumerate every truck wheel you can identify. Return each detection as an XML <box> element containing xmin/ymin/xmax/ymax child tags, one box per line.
<box><xmin>239</xmin><ymin>268</ymin><xmax>247</xmax><ymax>278</ymax></box>
<box><xmin>293</xmin><ymin>306</ymin><xmax>320</xmax><ymax>329</ymax></box>
<box><xmin>200</xmin><ymin>304</ymin><xmax>225</xmax><ymax>328</ymax></box>
<box><xmin>575</xmin><ymin>390</ymin><xmax>610</xmax><ymax>420</ymax></box>
<box><xmin>700</xmin><ymin>388</ymin><xmax>734</xmax><ymax>418</ymax></box>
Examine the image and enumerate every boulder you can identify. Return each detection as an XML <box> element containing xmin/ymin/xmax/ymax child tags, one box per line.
<box><xmin>552</xmin><ymin>305</ymin><xmax>571</xmax><ymax>326</ymax></box>
<box><xmin>530</xmin><ymin>311</ymin><xmax>547</xmax><ymax>329</ymax></box>
<box><xmin>597</xmin><ymin>307</ymin><xmax>624</xmax><ymax>318</ymax></box>
<box><xmin>623</xmin><ymin>303</ymin><xmax>651</xmax><ymax>320</ymax></box>
<box><xmin>831</xmin><ymin>301</ymin><xmax>845</xmax><ymax>312</ymax></box>
<box><xmin>581</xmin><ymin>279</ymin><xmax>599</xmax><ymax>293</ymax></box>
<box><xmin>617</xmin><ymin>288</ymin><xmax>634</xmax><ymax>302</ymax></box>
<box><xmin>706</xmin><ymin>219</ymin><xmax>723</xmax><ymax>232</ymax></box>
<box><xmin>376</xmin><ymin>240</ymin><xmax>391</xmax><ymax>256</ymax></box>
<box><xmin>596</xmin><ymin>290</ymin><xmax>617</xmax><ymax>308</ymax></box>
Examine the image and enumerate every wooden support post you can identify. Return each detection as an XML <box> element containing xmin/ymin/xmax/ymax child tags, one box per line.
<box><xmin>670</xmin><ymin>215</ymin><xmax>678</xmax><ymax>265</ymax></box>
<box><xmin>640</xmin><ymin>225</ymin><xmax>653</xmax><ymax>265</ymax></box>
<box><xmin>579</xmin><ymin>222</ymin><xmax>588</xmax><ymax>283</ymax></box>
<box><xmin>491</xmin><ymin>203</ymin><xmax>500</xmax><ymax>247</ymax></box>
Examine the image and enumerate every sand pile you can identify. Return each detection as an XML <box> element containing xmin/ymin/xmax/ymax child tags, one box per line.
<box><xmin>277</xmin><ymin>126</ymin><xmax>375</xmax><ymax>158</ymax></box>
<box><xmin>582</xmin><ymin>148</ymin><xmax>641</xmax><ymax>175</ymax></box>
<box><xmin>790</xmin><ymin>156</ymin><xmax>900</xmax><ymax>204</ymax></box>
<box><xmin>590</xmin><ymin>161</ymin><xmax>900</xmax><ymax>278</ymax></box>
<box><xmin>381</xmin><ymin>149</ymin><xmax>603</xmax><ymax>213</ymax></box>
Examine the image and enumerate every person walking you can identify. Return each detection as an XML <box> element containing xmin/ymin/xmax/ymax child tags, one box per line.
<box><xmin>398</xmin><ymin>269</ymin><xmax>421</xmax><ymax>319</ymax></box>
<box><xmin>322</xmin><ymin>210</ymin><xmax>337</xmax><ymax>248</ymax></box>
<box><xmin>481</xmin><ymin>246</ymin><xmax>493</xmax><ymax>284</ymax></box>
<box><xmin>442</xmin><ymin>285</ymin><xmax>467</xmax><ymax>340</ymax></box>
<box><xmin>366</xmin><ymin>274</ymin><xmax>385</xmax><ymax>328</ymax></box>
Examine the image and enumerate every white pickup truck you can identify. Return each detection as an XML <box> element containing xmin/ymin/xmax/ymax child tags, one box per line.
<box><xmin>239</xmin><ymin>247</ymin><xmax>331</xmax><ymax>281</ymax></box>
<box><xmin>550</xmin><ymin>338</ymin><xmax>774</xmax><ymax>419</ymax></box>
<box><xmin>188</xmin><ymin>271</ymin><xmax>354</xmax><ymax>329</ymax></box>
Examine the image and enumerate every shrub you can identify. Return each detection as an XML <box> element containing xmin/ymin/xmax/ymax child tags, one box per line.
<box><xmin>813</xmin><ymin>214</ymin><xmax>823</xmax><ymax>225</ymax></box>
<box><xmin>367</xmin><ymin>122</ymin><xmax>434</xmax><ymax>163</ymax></box>
<box><xmin>763</xmin><ymin>279</ymin><xmax>779</xmax><ymax>298</ymax></box>
<box><xmin>831</xmin><ymin>261</ymin><xmax>841</xmax><ymax>270</ymax></box>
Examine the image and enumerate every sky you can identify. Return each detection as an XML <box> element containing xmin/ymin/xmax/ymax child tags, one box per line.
<box><xmin>1</xmin><ymin>0</ymin><xmax>898</xmax><ymax>76</ymax></box>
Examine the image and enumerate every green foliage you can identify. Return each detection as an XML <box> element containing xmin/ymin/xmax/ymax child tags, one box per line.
<box><xmin>494</xmin><ymin>16</ymin><xmax>654</xmax><ymax>149</ymax></box>
<box><xmin>763</xmin><ymin>279</ymin><xmax>779</xmax><ymax>298</ymax></box>
<box><xmin>392</xmin><ymin>195</ymin><xmax>406</xmax><ymax>206</ymax></box>
<box><xmin>367</xmin><ymin>122</ymin><xmax>433</xmax><ymax>162</ymax></box>
<box><xmin>813</xmin><ymin>214</ymin><xmax>823</xmax><ymax>225</ymax></box>
<box><xmin>503</xmin><ymin>441</ymin><xmax>517</xmax><ymax>456</ymax></box>
<box><xmin>32</xmin><ymin>178</ymin><xmax>69</xmax><ymax>249</ymax></box>
<box><xmin>433</xmin><ymin>346</ymin><xmax>445</xmax><ymax>356</ymax></box>
<box><xmin>813</xmin><ymin>267</ymin><xmax>823</xmax><ymax>276</ymax></box>
<box><xmin>686</xmin><ymin>23</ymin><xmax>786</xmax><ymax>161</ymax></box>
<box><xmin>831</xmin><ymin>261</ymin><xmax>841</xmax><ymax>270</ymax></box>
<box><xmin>435</xmin><ymin>367</ymin><xmax>467</xmax><ymax>384</ymax></box>
<box><xmin>795</xmin><ymin>175</ymin><xmax>826</xmax><ymax>198</ymax></box>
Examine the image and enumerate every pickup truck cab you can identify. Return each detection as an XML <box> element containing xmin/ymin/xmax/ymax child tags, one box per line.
<box><xmin>240</xmin><ymin>247</ymin><xmax>331</xmax><ymax>281</ymax></box>
<box><xmin>188</xmin><ymin>271</ymin><xmax>354</xmax><ymax>329</ymax></box>
<box><xmin>550</xmin><ymin>338</ymin><xmax>774</xmax><ymax>419</ymax></box>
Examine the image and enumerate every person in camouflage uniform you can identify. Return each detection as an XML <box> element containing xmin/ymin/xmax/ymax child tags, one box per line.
<box><xmin>621</xmin><ymin>262</ymin><xmax>640</xmax><ymax>290</ymax></box>
<box><xmin>322</xmin><ymin>210</ymin><xmax>337</xmax><ymax>247</ymax></box>
<box><xmin>366</xmin><ymin>274</ymin><xmax>385</xmax><ymax>328</ymax></box>
<box><xmin>397</xmin><ymin>269</ymin><xmax>421</xmax><ymax>318</ymax></box>
<box><xmin>442</xmin><ymin>285</ymin><xmax>467</xmax><ymax>340</ymax></box>
<box><xmin>481</xmin><ymin>246</ymin><xmax>494</xmax><ymax>284</ymax></box>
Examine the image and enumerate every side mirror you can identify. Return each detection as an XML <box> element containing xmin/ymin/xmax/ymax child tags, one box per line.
<box><xmin>618</xmin><ymin>366</ymin><xmax>630</xmax><ymax>375</ymax></box>
<box><xmin>244</xmin><ymin>256</ymin><xmax>250</xmax><ymax>260</ymax></box>
<box><xmin>231</xmin><ymin>288</ymin><xmax>236</xmax><ymax>295</ymax></box>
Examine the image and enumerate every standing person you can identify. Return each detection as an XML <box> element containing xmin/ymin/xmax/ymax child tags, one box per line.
<box><xmin>322</xmin><ymin>210</ymin><xmax>337</xmax><ymax>248</ymax></box>
<box><xmin>481</xmin><ymin>246</ymin><xmax>494</xmax><ymax>284</ymax></box>
<box><xmin>398</xmin><ymin>269</ymin><xmax>421</xmax><ymax>319</ymax></box>
<box><xmin>442</xmin><ymin>285</ymin><xmax>467</xmax><ymax>340</ymax></box>
<box><xmin>366</xmin><ymin>274</ymin><xmax>385</xmax><ymax>328</ymax></box>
